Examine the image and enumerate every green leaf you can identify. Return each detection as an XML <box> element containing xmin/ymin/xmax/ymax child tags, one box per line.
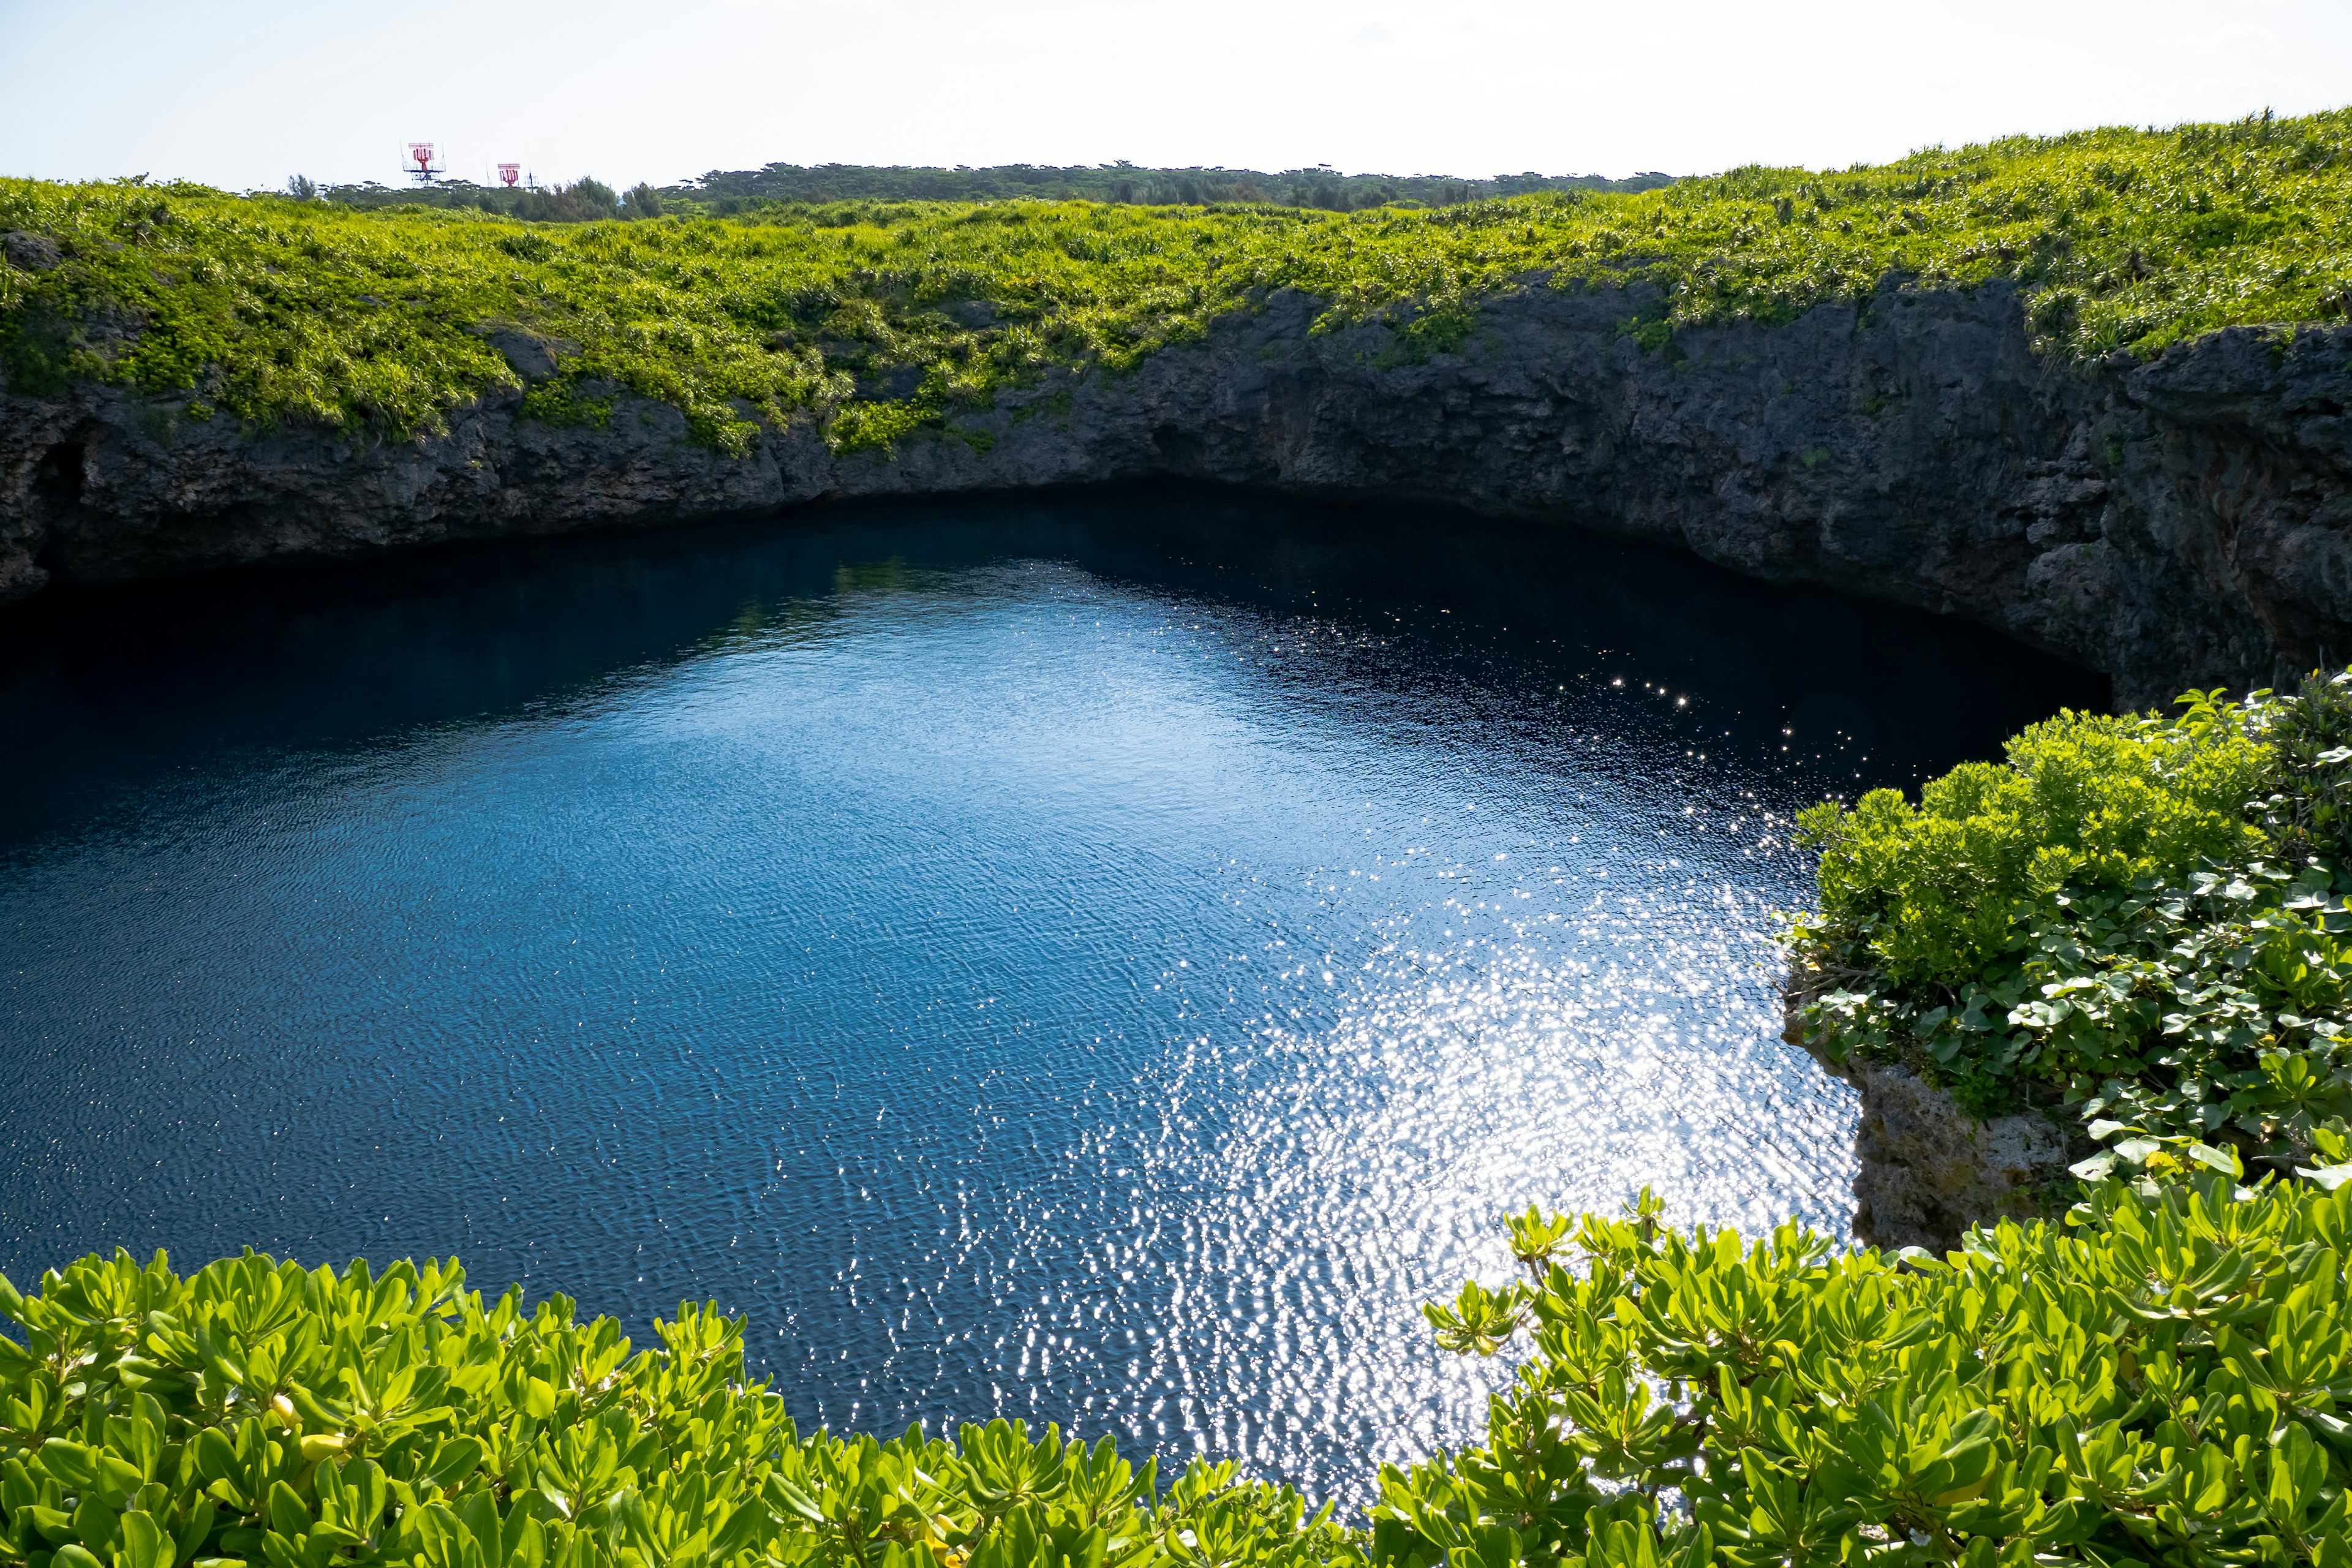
<box><xmin>762</xmin><ymin>1476</ymin><xmax>824</xmax><ymax>1526</ymax></box>
<box><xmin>2184</xmin><ymin>1141</ymin><xmax>2242</xmax><ymax>1175</ymax></box>
<box><xmin>264</xmin><ymin>1482</ymin><xmax>309</xmax><ymax>1543</ymax></box>
<box><xmin>175</xmin><ymin>1499</ymin><xmax>217</xmax><ymax>1565</ymax></box>
<box><xmin>416</xmin><ymin>1438</ymin><xmax>485</xmax><ymax>1494</ymax></box>
<box><xmin>40</xmin><ymin>1441</ymin><xmax>101</xmax><ymax>1491</ymax></box>
<box><xmin>118</xmin><ymin>1510</ymin><xmax>175</xmax><ymax>1568</ymax></box>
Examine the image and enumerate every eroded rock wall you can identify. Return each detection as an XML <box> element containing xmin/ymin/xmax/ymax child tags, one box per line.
<box><xmin>4</xmin><ymin>277</ymin><xmax>2349</xmax><ymax>705</ymax></box>
<box><xmin>1841</xmin><ymin>1063</ymin><xmax>2073</xmax><ymax>1254</ymax></box>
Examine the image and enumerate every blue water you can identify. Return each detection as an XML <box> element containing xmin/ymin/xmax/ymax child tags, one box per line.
<box><xmin>0</xmin><ymin>490</ymin><xmax>2102</xmax><ymax>1499</ymax></box>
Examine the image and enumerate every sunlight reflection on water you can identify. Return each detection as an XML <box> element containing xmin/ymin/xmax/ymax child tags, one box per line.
<box><xmin>0</xmin><ymin>496</ymin><xmax>2101</xmax><ymax>1502</ymax></box>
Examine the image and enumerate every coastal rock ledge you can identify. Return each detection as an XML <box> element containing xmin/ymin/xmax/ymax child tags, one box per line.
<box><xmin>1785</xmin><ymin>1001</ymin><xmax>2076</xmax><ymax>1253</ymax></box>
<box><xmin>3</xmin><ymin>278</ymin><xmax>2350</xmax><ymax>706</ymax></box>
<box><xmin>1838</xmin><ymin>1061</ymin><xmax>2072</xmax><ymax>1254</ymax></box>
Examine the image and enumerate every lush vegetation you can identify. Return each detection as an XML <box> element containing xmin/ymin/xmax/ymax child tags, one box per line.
<box><xmin>0</xmin><ymin>1250</ymin><xmax>1349</xmax><ymax>1568</ymax></box>
<box><xmin>8</xmin><ymin>1174</ymin><xmax>2351</xmax><ymax>1568</ymax></box>
<box><xmin>1787</xmin><ymin>673</ymin><xmax>2352</xmax><ymax>1188</ymax></box>
<box><xmin>3</xmin><ymin>109</ymin><xmax>2348</xmax><ymax>457</ymax></box>
<box><xmin>1398</xmin><ymin>1175</ymin><xmax>2352</xmax><ymax>1568</ymax></box>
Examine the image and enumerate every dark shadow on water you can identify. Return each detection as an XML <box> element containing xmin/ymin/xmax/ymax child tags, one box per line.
<box><xmin>0</xmin><ymin>484</ymin><xmax>2105</xmax><ymax>847</ymax></box>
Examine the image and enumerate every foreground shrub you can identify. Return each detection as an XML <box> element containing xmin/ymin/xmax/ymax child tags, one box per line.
<box><xmin>1386</xmin><ymin>1178</ymin><xmax>2352</xmax><ymax>1568</ymax></box>
<box><xmin>1787</xmin><ymin>676</ymin><xmax>2352</xmax><ymax>1184</ymax></box>
<box><xmin>0</xmin><ymin>1254</ymin><xmax>1346</xmax><ymax>1568</ymax></box>
<box><xmin>5</xmin><ymin>1178</ymin><xmax>2348</xmax><ymax>1568</ymax></box>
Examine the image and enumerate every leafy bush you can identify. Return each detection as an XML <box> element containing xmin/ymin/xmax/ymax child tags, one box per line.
<box><xmin>2252</xmin><ymin>676</ymin><xmax>2352</xmax><ymax>872</ymax></box>
<box><xmin>0</xmin><ymin>1251</ymin><xmax>1348</xmax><ymax>1568</ymax></box>
<box><xmin>2</xmin><ymin>107</ymin><xmax>2348</xmax><ymax>453</ymax></box>
<box><xmin>8</xmin><ymin>1177</ymin><xmax>2350</xmax><ymax>1568</ymax></box>
<box><xmin>1383</xmin><ymin>1177</ymin><xmax>2352</xmax><ymax>1568</ymax></box>
<box><xmin>1799</xmin><ymin>703</ymin><xmax>2270</xmax><ymax>990</ymax></box>
<box><xmin>1787</xmin><ymin>676</ymin><xmax>2352</xmax><ymax>1184</ymax></box>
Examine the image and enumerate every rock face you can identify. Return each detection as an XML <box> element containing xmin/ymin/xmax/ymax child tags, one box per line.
<box><xmin>2</xmin><ymin>276</ymin><xmax>2350</xmax><ymax>705</ymax></box>
<box><xmin>1839</xmin><ymin>1063</ymin><xmax>2073</xmax><ymax>1253</ymax></box>
<box><xmin>1787</xmin><ymin>1004</ymin><xmax>2076</xmax><ymax>1253</ymax></box>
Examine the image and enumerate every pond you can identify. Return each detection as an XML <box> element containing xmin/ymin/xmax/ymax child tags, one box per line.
<box><xmin>0</xmin><ymin>488</ymin><xmax>2103</xmax><ymax>1501</ymax></box>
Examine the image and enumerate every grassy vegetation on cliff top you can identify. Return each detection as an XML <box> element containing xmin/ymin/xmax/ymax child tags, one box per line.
<box><xmin>2</xmin><ymin>109</ymin><xmax>2348</xmax><ymax>455</ymax></box>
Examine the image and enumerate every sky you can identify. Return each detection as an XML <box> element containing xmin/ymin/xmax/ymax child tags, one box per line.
<box><xmin>4</xmin><ymin>0</ymin><xmax>2350</xmax><ymax>192</ymax></box>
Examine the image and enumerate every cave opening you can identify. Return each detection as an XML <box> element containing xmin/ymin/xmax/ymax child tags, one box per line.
<box><xmin>32</xmin><ymin>439</ymin><xmax>86</xmax><ymax>514</ymax></box>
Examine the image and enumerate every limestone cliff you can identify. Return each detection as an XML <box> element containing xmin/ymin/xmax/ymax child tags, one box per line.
<box><xmin>4</xmin><ymin>277</ymin><xmax>2349</xmax><ymax>707</ymax></box>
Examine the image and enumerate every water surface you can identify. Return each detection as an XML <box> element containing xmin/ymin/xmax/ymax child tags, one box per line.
<box><xmin>0</xmin><ymin>490</ymin><xmax>2103</xmax><ymax>1499</ymax></box>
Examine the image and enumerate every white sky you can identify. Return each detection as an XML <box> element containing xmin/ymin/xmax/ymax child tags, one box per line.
<box><xmin>5</xmin><ymin>0</ymin><xmax>2349</xmax><ymax>192</ymax></box>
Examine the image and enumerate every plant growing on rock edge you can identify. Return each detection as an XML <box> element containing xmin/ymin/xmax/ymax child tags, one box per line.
<box><xmin>1785</xmin><ymin>672</ymin><xmax>2352</xmax><ymax>1189</ymax></box>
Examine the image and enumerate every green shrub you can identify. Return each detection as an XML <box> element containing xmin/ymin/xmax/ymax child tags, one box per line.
<box><xmin>1788</xmin><ymin>677</ymin><xmax>2352</xmax><ymax>1183</ymax></box>
<box><xmin>7</xmin><ymin>1178</ymin><xmax>2350</xmax><ymax>1568</ymax></box>
<box><xmin>1798</xmin><ymin>702</ymin><xmax>2270</xmax><ymax>989</ymax></box>
<box><xmin>0</xmin><ymin>1251</ymin><xmax>1348</xmax><ymax>1568</ymax></box>
<box><xmin>1381</xmin><ymin>1177</ymin><xmax>2352</xmax><ymax>1568</ymax></box>
<box><xmin>2252</xmin><ymin>675</ymin><xmax>2352</xmax><ymax>870</ymax></box>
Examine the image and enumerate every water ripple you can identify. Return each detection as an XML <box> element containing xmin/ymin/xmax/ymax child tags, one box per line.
<box><xmin>0</xmin><ymin>494</ymin><xmax>2103</xmax><ymax>1503</ymax></box>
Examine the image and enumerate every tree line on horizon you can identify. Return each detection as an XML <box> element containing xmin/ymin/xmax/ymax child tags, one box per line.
<box><xmin>679</xmin><ymin>160</ymin><xmax>1677</xmax><ymax>212</ymax></box>
<box><xmin>294</xmin><ymin>161</ymin><xmax>1675</xmax><ymax>220</ymax></box>
<box><xmin>297</xmin><ymin>174</ymin><xmax>668</xmax><ymax>220</ymax></box>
